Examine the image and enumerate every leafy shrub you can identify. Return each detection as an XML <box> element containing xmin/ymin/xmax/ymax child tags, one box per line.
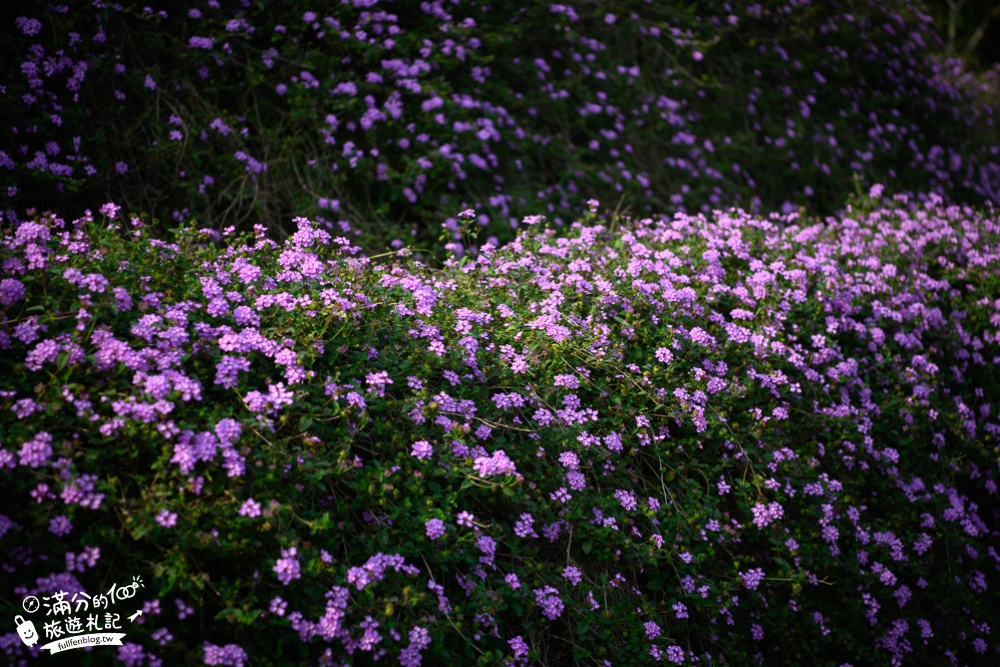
<box><xmin>2</xmin><ymin>1</ymin><xmax>999</xmax><ymax>254</ymax></box>
<box><xmin>2</xmin><ymin>193</ymin><xmax>998</xmax><ymax>665</ymax></box>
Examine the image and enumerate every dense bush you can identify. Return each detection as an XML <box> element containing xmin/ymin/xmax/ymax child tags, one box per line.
<box><xmin>1</xmin><ymin>193</ymin><xmax>998</xmax><ymax>665</ymax></box>
<box><xmin>2</xmin><ymin>1</ymin><xmax>999</xmax><ymax>254</ymax></box>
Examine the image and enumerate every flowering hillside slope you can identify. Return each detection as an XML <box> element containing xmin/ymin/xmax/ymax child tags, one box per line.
<box><xmin>1</xmin><ymin>194</ymin><xmax>998</xmax><ymax>665</ymax></box>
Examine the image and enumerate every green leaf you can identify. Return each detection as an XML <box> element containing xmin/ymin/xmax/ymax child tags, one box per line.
<box><xmin>582</xmin><ymin>540</ymin><xmax>593</xmax><ymax>554</ymax></box>
<box><xmin>298</xmin><ymin>415</ymin><xmax>314</xmax><ymax>432</ymax></box>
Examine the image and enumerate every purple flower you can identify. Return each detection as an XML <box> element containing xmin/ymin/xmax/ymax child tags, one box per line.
<box><xmin>477</xmin><ymin>535</ymin><xmax>496</xmax><ymax>565</ymax></box>
<box><xmin>425</xmin><ymin>518</ymin><xmax>445</xmax><ymax>540</ymax></box>
<box><xmin>189</xmin><ymin>36</ymin><xmax>216</xmax><ymax>49</ymax></box>
<box><xmin>274</xmin><ymin>547</ymin><xmax>301</xmax><ymax>585</ymax></box>
<box><xmin>550</xmin><ymin>487</ymin><xmax>571</xmax><ymax>504</ymax></box>
<box><xmin>0</xmin><ymin>514</ymin><xmax>15</xmax><ymax>538</ymax></box>
<box><xmin>615</xmin><ymin>488</ymin><xmax>637</xmax><ymax>511</ymax></box>
<box><xmin>155</xmin><ymin>510</ymin><xmax>178</xmax><ymax>528</ymax></box>
<box><xmin>18</xmin><ymin>431</ymin><xmax>53</xmax><ymax>468</ymax></box>
<box><xmin>534</xmin><ymin>586</ymin><xmax>564</xmax><ymax>620</ymax></box>
<box><xmin>473</xmin><ymin>449</ymin><xmax>518</xmax><ymax>477</ymax></box>
<box><xmin>117</xmin><ymin>642</ymin><xmax>145</xmax><ymax>667</ymax></box>
<box><xmin>345</xmin><ymin>391</ymin><xmax>366</xmax><ymax>412</ymax></box>
<box><xmin>214</xmin><ymin>418</ymin><xmax>241</xmax><ymax>446</ymax></box>
<box><xmin>113</xmin><ymin>286</ymin><xmax>132</xmax><ymax>311</ymax></box>
<box><xmin>15</xmin><ymin>17</ymin><xmax>43</xmax><ymax>36</ymax></box>
<box><xmin>49</xmin><ymin>515</ymin><xmax>72</xmax><ymax>536</ymax></box>
<box><xmin>215</xmin><ymin>354</ymin><xmax>250</xmax><ymax>389</ymax></box>
<box><xmin>514</xmin><ymin>513</ymin><xmax>537</xmax><ymax>538</ymax></box>
<box><xmin>644</xmin><ymin>620</ymin><xmax>662</xmax><ymax>639</ymax></box>
<box><xmin>411</xmin><ymin>440</ymin><xmax>433</xmax><ymax>460</ymax></box>
<box><xmin>245</xmin><ymin>383</ymin><xmax>295</xmax><ymax>414</ymax></box>
<box><xmin>562</xmin><ymin>565</ymin><xmax>582</xmax><ymax>586</ymax></box>
<box><xmin>558</xmin><ymin>451</ymin><xmax>579</xmax><ymax>470</ymax></box>
<box><xmin>751</xmin><ymin>501</ymin><xmax>784</xmax><ymax>528</ymax></box>
<box><xmin>409</xmin><ymin>626</ymin><xmax>431</xmax><ymax>651</ymax></box>
<box><xmin>176</xmin><ymin>599</ymin><xmax>194</xmax><ymax>620</ymax></box>
<box><xmin>505</xmin><ymin>573</ymin><xmax>521</xmax><ymax>589</ymax></box>
<box><xmin>553</xmin><ymin>373</ymin><xmax>579</xmax><ymax>388</ymax></box>
<box><xmin>655</xmin><ymin>347</ymin><xmax>673</xmax><ymax>363</ymax></box>
<box><xmin>456</xmin><ymin>511</ymin><xmax>474</xmax><ymax>528</ymax></box>
<box><xmin>202</xmin><ymin>642</ymin><xmax>248</xmax><ymax>667</ymax></box>
<box><xmin>238</xmin><ymin>498</ymin><xmax>261</xmax><ymax>518</ymax></box>
<box><xmin>740</xmin><ymin>567</ymin><xmax>766</xmax><ymax>590</ymax></box>
<box><xmin>688</xmin><ymin>327</ymin><xmax>716</xmax><ymax>348</ymax></box>
<box><xmin>365</xmin><ymin>371</ymin><xmax>393</xmax><ymax>398</ymax></box>
<box><xmin>268</xmin><ymin>596</ymin><xmax>288</xmax><ymax>617</ymax></box>
<box><xmin>12</xmin><ymin>398</ymin><xmax>42</xmax><ymax>419</ymax></box>
<box><xmin>0</xmin><ymin>278</ymin><xmax>25</xmax><ymax>306</ymax></box>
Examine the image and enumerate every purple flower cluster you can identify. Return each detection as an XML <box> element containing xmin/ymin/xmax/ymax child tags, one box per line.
<box><xmin>751</xmin><ymin>502</ymin><xmax>784</xmax><ymax>529</ymax></box>
<box><xmin>1</xmin><ymin>196</ymin><xmax>998</xmax><ymax>666</ymax></box>
<box><xmin>274</xmin><ymin>547</ymin><xmax>301</xmax><ymax>586</ymax></box>
<box><xmin>202</xmin><ymin>642</ymin><xmax>248</xmax><ymax>667</ymax></box>
<box><xmin>17</xmin><ymin>430</ymin><xmax>52</xmax><ymax>467</ymax></box>
<box><xmin>238</xmin><ymin>498</ymin><xmax>261</xmax><ymax>518</ymax></box>
<box><xmin>472</xmin><ymin>449</ymin><xmax>517</xmax><ymax>477</ymax></box>
<box><xmin>155</xmin><ymin>510</ymin><xmax>178</xmax><ymax>528</ymax></box>
<box><xmin>0</xmin><ymin>278</ymin><xmax>25</xmax><ymax>306</ymax></box>
<box><xmin>740</xmin><ymin>568</ymin><xmax>766</xmax><ymax>591</ymax></box>
<box><xmin>425</xmin><ymin>518</ymin><xmax>445</xmax><ymax>540</ymax></box>
<box><xmin>533</xmin><ymin>586</ymin><xmax>564</xmax><ymax>620</ymax></box>
<box><xmin>411</xmin><ymin>439</ymin><xmax>433</xmax><ymax>460</ymax></box>
<box><xmin>346</xmin><ymin>553</ymin><xmax>419</xmax><ymax>591</ymax></box>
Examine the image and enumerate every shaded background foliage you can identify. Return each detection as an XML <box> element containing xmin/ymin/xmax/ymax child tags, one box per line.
<box><xmin>926</xmin><ymin>0</ymin><xmax>1000</xmax><ymax>69</ymax></box>
<box><xmin>1</xmin><ymin>0</ymin><xmax>999</xmax><ymax>256</ymax></box>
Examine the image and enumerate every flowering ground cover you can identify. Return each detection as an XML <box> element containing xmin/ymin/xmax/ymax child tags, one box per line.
<box><xmin>1</xmin><ymin>192</ymin><xmax>998</xmax><ymax>665</ymax></box>
<box><xmin>2</xmin><ymin>1</ymin><xmax>999</xmax><ymax>254</ymax></box>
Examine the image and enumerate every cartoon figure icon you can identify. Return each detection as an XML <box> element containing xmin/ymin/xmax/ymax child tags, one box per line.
<box><xmin>15</xmin><ymin>615</ymin><xmax>39</xmax><ymax>647</ymax></box>
<box><xmin>22</xmin><ymin>596</ymin><xmax>40</xmax><ymax>614</ymax></box>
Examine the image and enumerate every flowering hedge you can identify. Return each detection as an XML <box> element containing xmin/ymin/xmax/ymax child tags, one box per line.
<box><xmin>1</xmin><ymin>193</ymin><xmax>998</xmax><ymax>665</ymax></box>
<box><xmin>2</xmin><ymin>1</ymin><xmax>999</xmax><ymax>253</ymax></box>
